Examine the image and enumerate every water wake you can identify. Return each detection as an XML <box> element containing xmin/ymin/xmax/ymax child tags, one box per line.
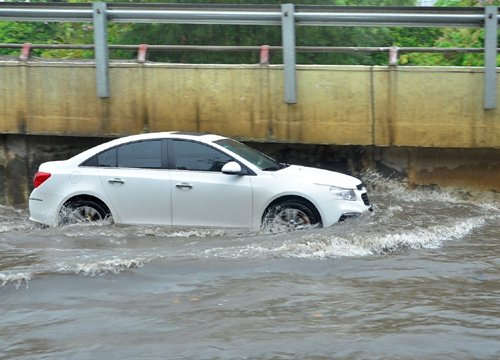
<box><xmin>203</xmin><ymin>215</ymin><xmax>491</xmax><ymax>260</ymax></box>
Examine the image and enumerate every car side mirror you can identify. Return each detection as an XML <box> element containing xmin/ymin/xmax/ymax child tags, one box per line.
<box><xmin>222</xmin><ymin>161</ymin><xmax>244</xmax><ymax>175</ymax></box>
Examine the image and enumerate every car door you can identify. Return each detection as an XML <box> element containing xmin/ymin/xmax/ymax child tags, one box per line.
<box><xmin>169</xmin><ymin>139</ymin><xmax>253</xmax><ymax>228</ymax></box>
<box><xmin>96</xmin><ymin>139</ymin><xmax>172</xmax><ymax>225</ymax></box>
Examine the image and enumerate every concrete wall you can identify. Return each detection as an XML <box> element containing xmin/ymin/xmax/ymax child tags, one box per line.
<box><xmin>1</xmin><ymin>61</ymin><xmax>499</xmax><ymax>205</ymax></box>
<box><xmin>1</xmin><ymin>60</ymin><xmax>499</xmax><ymax>148</ymax></box>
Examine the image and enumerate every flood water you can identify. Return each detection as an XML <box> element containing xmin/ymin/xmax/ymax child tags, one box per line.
<box><xmin>1</xmin><ymin>172</ymin><xmax>499</xmax><ymax>359</ymax></box>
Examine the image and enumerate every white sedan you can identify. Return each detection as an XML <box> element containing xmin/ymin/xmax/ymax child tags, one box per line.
<box><xmin>29</xmin><ymin>132</ymin><xmax>372</xmax><ymax>230</ymax></box>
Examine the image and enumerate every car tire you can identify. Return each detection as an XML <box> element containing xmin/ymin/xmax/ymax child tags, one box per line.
<box><xmin>59</xmin><ymin>199</ymin><xmax>111</xmax><ymax>225</ymax></box>
<box><xmin>263</xmin><ymin>198</ymin><xmax>320</xmax><ymax>231</ymax></box>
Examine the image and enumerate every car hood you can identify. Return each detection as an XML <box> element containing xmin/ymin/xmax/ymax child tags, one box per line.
<box><xmin>274</xmin><ymin>165</ymin><xmax>361</xmax><ymax>189</ymax></box>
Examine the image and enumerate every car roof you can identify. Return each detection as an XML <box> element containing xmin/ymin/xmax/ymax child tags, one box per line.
<box><xmin>70</xmin><ymin>131</ymin><xmax>229</xmax><ymax>163</ymax></box>
<box><xmin>112</xmin><ymin>131</ymin><xmax>228</xmax><ymax>143</ymax></box>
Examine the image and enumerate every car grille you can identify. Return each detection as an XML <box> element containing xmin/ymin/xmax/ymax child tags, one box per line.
<box><xmin>361</xmin><ymin>192</ymin><xmax>370</xmax><ymax>206</ymax></box>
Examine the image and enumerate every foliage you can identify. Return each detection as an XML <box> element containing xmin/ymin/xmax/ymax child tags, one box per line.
<box><xmin>112</xmin><ymin>0</ymin><xmax>415</xmax><ymax>65</ymax></box>
<box><xmin>0</xmin><ymin>0</ymin><xmax>496</xmax><ymax>66</ymax></box>
<box><xmin>396</xmin><ymin>0</ymin><xmax>499</xmax><ymax>66</ymax></box>
<box><xmin>0</xmin><ymin>22</ymin><xmax>57</xmax><ymax>56</ymax></box>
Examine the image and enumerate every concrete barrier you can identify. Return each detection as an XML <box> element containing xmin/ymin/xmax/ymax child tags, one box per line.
<box><xmin>1</xmin><ymin>60</ymin><xmax>499</xmax><ymax>148</ymax></box>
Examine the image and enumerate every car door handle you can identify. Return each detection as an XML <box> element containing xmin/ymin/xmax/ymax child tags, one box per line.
<box><xmin>176</xmin><ymin>182</ymin><xmax>193</xmax><ymax>190</ymax></box>
<box><xmin>108</xmin><ymin>178</ymin><xmax>125</xmax><ymax>185</ymax></box>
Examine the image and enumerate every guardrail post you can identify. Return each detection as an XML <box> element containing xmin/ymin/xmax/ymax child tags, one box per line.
<box><xmin>389</xmin><ymin>46</ymin><xmax>398</xmax><ymax>66</ymax></box>
<box><xmin>259</xmin><ymin>45</ymin><xmax>270</xmax><ymax>65</ymax></box>
<box><xmin>19</xmin><ymin>42</ymin><xmax>31</xmax><ymax>61</ymax></box>
<box><xmin>281</xmin><ymin>3</ymin><xmax>297</xmax><ymax>104</ymax></box>
<box><xmin>93</xmin><ymin>2</ymin><xmax>110</xmax><ymax>98</ymax></box>
<box><xmin>137</xmin><ymin>44</ymin><xmax>148</xmax><ymax>63</ymax></box>
<box><xmin>484</xmin><ymin>6</ymin><xmax>497</xmax><ymax>110</ymax></box>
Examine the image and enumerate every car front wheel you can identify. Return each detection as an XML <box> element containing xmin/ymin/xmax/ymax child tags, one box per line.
<box><xmin>263</xmin><ymin>199</ymin><xmax>320</xmax><ymax>231</ymax></box>
<box><xmin>59</xmin><ymin>199</ymin><xmax>111</xmax><ymax>225</ymax></box>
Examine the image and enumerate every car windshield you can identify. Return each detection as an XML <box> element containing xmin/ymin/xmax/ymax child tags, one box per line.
<box><xmin>215</xmin><ymin>139</ymin><xmax>285</xmax><ymax>171</ymax></box>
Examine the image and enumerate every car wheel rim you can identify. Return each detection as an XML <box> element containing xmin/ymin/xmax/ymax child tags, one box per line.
<box><xmin>68</xmin><ymin>206</ymin><xmax>103</xmax><ymax>223</ymax></box>
<box><xmin>274</xmin><ymin>208</ymin><xmax>311</xmax><ymax>229</ymax></box>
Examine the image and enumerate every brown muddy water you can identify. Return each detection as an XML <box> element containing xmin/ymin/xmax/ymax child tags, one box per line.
<box><xmin>1</xmin><ymin>173</ymin><xmax>499</xmax><ymax>359</ymax></box>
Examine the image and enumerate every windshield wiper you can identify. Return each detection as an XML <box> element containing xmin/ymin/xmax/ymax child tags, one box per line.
<box><xmin>263</xmin><ymin>163</ymin><xmax>289</xmax><ymax>171</ymax></box>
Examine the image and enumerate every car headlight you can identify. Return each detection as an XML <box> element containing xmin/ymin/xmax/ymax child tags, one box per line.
<box><xmin>328</xmin><ymin>186</ymin><xmax>357</xmax><ymax>201</ymax></box>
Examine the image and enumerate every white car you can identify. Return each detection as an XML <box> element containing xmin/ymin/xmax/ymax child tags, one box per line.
<box><xmin>29</xmin><ymin>132</ymin><xmax>372</xmax><ymax>229</ymax></box>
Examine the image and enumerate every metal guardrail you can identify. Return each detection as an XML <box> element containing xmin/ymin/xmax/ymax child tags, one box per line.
<box><xmin>0</xmin><ymin>43</ymin><xmax>488</xmax><ymax>59</ymax></box>
<box><xmin>0</xmin><ymin>3</ymin><xmax>488</xmax><ymax>27</ymax></box>
<box><xmin>0</xmin><ymin>3</ymin><xmax>497</xmax><ymax>108</ymax></box>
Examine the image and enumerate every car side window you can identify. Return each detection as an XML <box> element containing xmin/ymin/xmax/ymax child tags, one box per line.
<box><xmin>81</xmin><ymin>140</ymin><xmax>163</xmax><ymax>169</ymax></box>
<box><xmin>97</xmin><ymin>148</ymin><xmax>116</xmax><ymax>167</ymax></box>
<box><xmin>173</xmin><ymin>140</ymin><xmax>232</xmax><ymax>172</ymax></box>
<box><xmin>118</xmin><ymin>140</ymin><xmax>162</xmax><ymax>169</ymax></box>
<box><xmin>80</xmin><ymin>148</ymin><xmax>117</xmax><ymax>167</ymax></box>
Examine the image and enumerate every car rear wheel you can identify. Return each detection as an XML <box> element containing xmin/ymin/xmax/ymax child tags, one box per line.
<box><xmin>60</xmin><ymin>199</ymin><xmax>111</xmax><ymax>225</ymax></box>
<box><xmin>263</xmin><ymin>199</ymin><xmax>320</xmax><ymax>231</ymax></box>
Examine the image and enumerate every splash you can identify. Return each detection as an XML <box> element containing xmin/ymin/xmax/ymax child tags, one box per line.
<box><xmin>360</xmin><ymin>169</ymin><xmax>500</xmax><ymax>208</ymax></box>
<box><xmin>345</xmin><ymin>215</ymin><xmax>488</xmax><ymax>255</ymax></box>
<box><xmin>0</xmin><ymin>205</ymin><xmax>37</xmax><ymax>233</ymax></box>
<box><xmin>272</xmin><ymin>236</ymin><xmax>372</xmax><ymax>258</ymax></box>
<box><xmin>0</xmin><ymin>272</ymin><xmax>32</xmax><ymax>289</ymax></box>
<box><xmin>360</xmin><ymin>169</ymin><xmax>462</xmax><ymax>203</ymax></box>
<box><xmin>56</xmin><ymin>257</ymin><xmax>150</xmax><ymax>277</ymax></box>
